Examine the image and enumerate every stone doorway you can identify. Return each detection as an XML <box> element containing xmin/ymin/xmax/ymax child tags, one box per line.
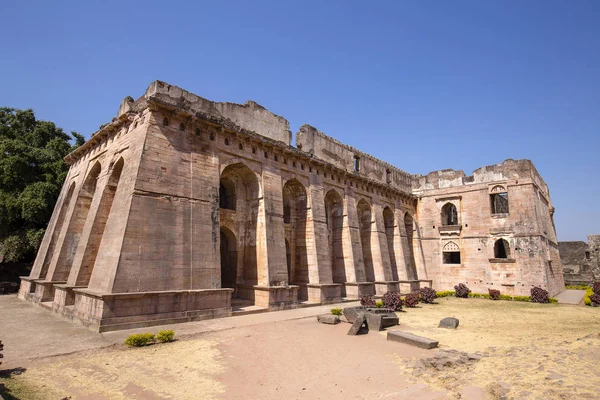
<box><xmin>220</xmin><ymin>227</ymin><xmax>237</xmax><ymax>290</ymax></box>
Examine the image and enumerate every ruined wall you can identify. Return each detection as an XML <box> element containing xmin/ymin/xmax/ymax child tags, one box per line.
<box><xmin>414</xmin><ymin>159</ymin><xmax>564</xmax><ymax>296</ymax></box>
<box><xmin>560</xmin><ymin>235</ymin><xmax>600</xmax><ymax>285</ymax></box>
<box><xmin>296</xmin><ymin>124</ymin><xmax>413</xmax><ymax>194</ymax></box>
<box><xmin>20</xmin><ymin>80</ymin><xmax>564</xmax><ymax>331</ymax></box>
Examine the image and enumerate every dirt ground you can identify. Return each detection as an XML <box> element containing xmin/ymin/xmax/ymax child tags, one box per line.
<box><xmin>1</xmin><ymin>297</ymin><xmax>599</xmax><ymax>400</ymax></box>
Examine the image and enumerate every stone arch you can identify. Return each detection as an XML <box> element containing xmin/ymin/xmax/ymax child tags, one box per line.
<box><xmin>441</xmin><ymin>202</ymin><xmax>458</xmax><ymax>226</ymax></box>
<box><xmin>383</xmin><ymin>206</ymin><xmax>398</xmax><ymax>281</ymax></box>
<box><xmin>76</xmin><ymin>158</ymin><xmax>124</xmax><ymax>287</ymax></box>
<box><xmin>325</xmin><ymin>189</ymin><xmax>346</xmax><ymax>288</ymax></box>
<box><xmin>283</xmin><ymin>179</ymin><xmax>309</xmax><ymax>291</ymax></box>
<box><xmin>357</xmin><ymin>199</ymin><xmax>374</xmax><ymax>282</ymax></box>
<box><xmin>220</xmin><ymin>226</ymin><xmax>237</xmax><ymax>289</ymax></box>
<box><xmin>39</xmin><ymin>182</ymin><xmax>76</xmax><ymax>280</ymax></box>
<box><xmin>219</xmin><ymin>162</ymin><xmax>260</xmax><ymax>288</ymax></box>
<box><xmin>53</xmin><ymin>161</ymin><xmax>101</xmax><ymax>281</ymax></box>
<box><xmin>403</xmin><ymin>212</ymin><xmax>418</xmax><ymax>280</ymax></box>
<box><xmin>494</xmin><ymin>239</ymin><xmax>510</xmax><ymax>259</ymax></box>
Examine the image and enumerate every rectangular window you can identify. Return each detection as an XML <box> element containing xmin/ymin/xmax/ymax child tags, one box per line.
<box><xmin>354</xmin><ymin>155</ymin><xmax>360</xmax><ymax>172</ymax></box>
<box><xmin>443</xmin><ymin>252</ymin><xmax>461</xmax><ymax>264</ymax></box>
<box><xmin>490</xmin><ymin>192</ymin><xmax>509</xmax><ymax>214</ymax></box>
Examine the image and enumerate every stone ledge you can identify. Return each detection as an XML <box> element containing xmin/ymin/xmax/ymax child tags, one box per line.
<box><xmin>489</xmin><ymin>258</ymin><xmax>516</xmax><ymax>263</ymax></box>
<box><xmin>387</xmin><ymin>331</ymin><xmax>439</xmax><ymax>349</ymax></box>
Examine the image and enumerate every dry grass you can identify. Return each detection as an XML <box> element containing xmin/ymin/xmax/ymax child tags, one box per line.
<box><xmin>393</xmin><ymin>297</ymin><xmax>600</xmax><ymax>399</ymax></box>
<box><xmin>2</xmin><ymin>338</ymin><xmax>224</xmax><ymax>400</ymax></box>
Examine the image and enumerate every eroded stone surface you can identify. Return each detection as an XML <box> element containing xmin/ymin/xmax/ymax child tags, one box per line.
<box><xmin>317</xmin><ymin>314</ymin><xmax>340</xmax><ymax>325</ymax></box>
<box><xmin>438</xmin><ymin>317</ymin><xmax>460</xmax><ymax>329</ymax></box>
<box><xmin>387</xmin><ymin>331</ymin><xmax>439</xmax><ymax>349</ymax></box>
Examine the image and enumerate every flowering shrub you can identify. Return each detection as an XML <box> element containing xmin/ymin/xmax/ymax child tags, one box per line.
<box><xmin>454</xmin><ymin>283</ymin><xmax>471</xmax><ymax>298</ymax></box>
<box><xmin>156</xmin><ymin>330</ymin><xmax>175</xmax><ymax>343</ymax></box>
<box><xmin>404</xmin><ymin>292</ymin><xmax>420</xmax><ymax>308</ymax></box>
<box><xmin>360</xmin><ymin>296</ymin><xmax>376</xmax><ymax>307</ymax></box>
<box><xmin>382</xmin><ymin>291</ymin><xmax>403</xmax><ymax>311</ymax></box>
<box><xmin>530</xmin><ymin>287</ymin><xmax>550</xmax><ymax>303</ymax></box>
<box><xmin>488</xmin><ymin>289</ymin><xmax>501</xmax><ymax>300</ymax></box>
<box><xmin>420</xmin><ymin>287</ymin><xmax>437</xmax><ymax>304</ymax></box>
<box><xmin>125</xmin><ymin>333</ymin><xmax>155</xmax><ymax>347</ymax></box>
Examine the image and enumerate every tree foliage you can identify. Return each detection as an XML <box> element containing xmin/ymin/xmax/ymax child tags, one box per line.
<box><xmin>0</xmin><ymin>107</ymin><xmax>82</xmax><ymax>263</ymax></box>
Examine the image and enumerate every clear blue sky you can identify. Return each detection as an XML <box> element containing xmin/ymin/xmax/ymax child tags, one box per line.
<box><xmin>1</xmin><ymin>1</ymin><xmax>598</xmax><ymax>241</ymax></box>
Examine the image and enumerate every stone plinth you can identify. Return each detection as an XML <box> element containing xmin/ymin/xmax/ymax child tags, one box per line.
<box><xmin>70</xmin><ymin>288</ymin><xmax>234</xmax><ymax>332</ymax></box>
<box><xmin>374</xmin><ymin>281</ymin><xmax>400</xmax><ymax>295</ymax></box>
<box><xmin>344</xmin><ymin>282</ymin><xmax>375</xmax><ymax>298</ymax></box>
<box><xmin>306</xmin><ymin>283</ymin><xmax>343</xmax><ymax>303</ymax></box>
<box><xmin>236</xmin><ymin>284</ymin><xmax>299</xmax><ymax>310</ymax></box>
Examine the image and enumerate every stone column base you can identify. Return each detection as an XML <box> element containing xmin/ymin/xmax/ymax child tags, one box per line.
<box><xmin>68</xmin><ymin>288</ymin><xmax>234</xmax><ymax>332</ymax></box>
<box><xmin>305</xmin><ymin>283</ymin><xmax>343</xmax><ymax>303</ymax></box>
<box><xmin>374</xmin><ymin>281</ymin><xmax>400</xmax><ymax>295</ymax></box>
<box><xmin>398</xmin><ymin>280</ymin><xmax>432</xmax><ymax>293</ymax></box>
<box><xmin>344</xmin><ymin>282</ymin><xmax>375</xmax><ymax>298</ymax></box>
<box><xmin>18</xmin><ymin>277</ymin><xmax>37</xmax><ymax>300</ymax></box>
<box><xmin>53</xmin><ymin>284</ymin><xmax>87</xmax><ymax>314</ymax></box>
<box><xmin>237</xmin><ymin>284</ymin><xmax>299</xmax><ymax>310</ymax></box>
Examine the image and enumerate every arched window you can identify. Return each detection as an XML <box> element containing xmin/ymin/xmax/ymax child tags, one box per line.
<box><xmin>494</xmin><ymin>239</ymin><xmax>510</xmax><ymax>259</ymax></box>
<box><xmin>443</xmin><ymin>241</ymin><xmax>461</xmax><ymax>264</ymax></box>
<box><xmin>441</xmin><ymin>203</ymin><xmax>458</xmax><ymax>226</ymax></box>
<box><xmin>219</xmin><ymin>178</ymin><xmax>236</xmax><ymax>210</ymax></box>
<box><xmin>490</xmin><ymin>185</ymin><xmax>509</xmax><ymax>214</ymax></box>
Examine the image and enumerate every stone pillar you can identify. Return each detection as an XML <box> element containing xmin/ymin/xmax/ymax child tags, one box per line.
<box><xmin>371</xmin><ymin>202</ymin><xmax>395</xmax><ymax>288</ymax></box>
<box><xmin>341</xmin><ymin>192</ymin><xmax>373</xmax><ymax>297</ymax></box>
<box><xmin>66</xmin><ymin>172</ymin><xmax>111</xmax><ymax>287</ymax></box>
<box><xmin>393</xmin><ymin>209</ymin><xmax>409</xmax><ymax>281</ymax></box>
<box><xmin>303</xmin><ymin>177</ymin><xmax>342</xmax><ymax>302</ymax></box>
<box><xmin>28</xmin><ymin>171</ymin><xmax>75</xmax><ymax>280</ymax></box>
<box><xmin>256</xmin><ymin>167</ymin><xmax>288</xmax><ymax>286</ymax></box>
<box><xmin>413</xmin><ymin>221</ymin><xmax>428</xmax><ymax>281</ymax></box>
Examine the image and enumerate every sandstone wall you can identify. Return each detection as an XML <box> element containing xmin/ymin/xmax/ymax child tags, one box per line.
<box><xmin>20</xmin><ymin>81</ymin><xmax>564</xmax><ymax>330</ymax></box>
<box><xmin>560</xmin><ymin>235</ymin><xmax>600</xmax><ymax>285</ymax></box>
<box><xmin>414</xmin><ymin>160</ymin><xmax>563</xmax><ymax>296</ymax></box>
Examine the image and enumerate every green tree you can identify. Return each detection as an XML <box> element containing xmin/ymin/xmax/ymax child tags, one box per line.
<box><xmin>0</xmin><ymin>108</ymin><xmax>82</xmax><ymax>263</ymax></box>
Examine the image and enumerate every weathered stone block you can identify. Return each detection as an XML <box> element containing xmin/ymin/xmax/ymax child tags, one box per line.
<box><xmin>438</xmin><ymin>317</ymin><xmax>460</xmax><ymax>329</ymax></box>
<box><xmin>347</xmin><ymin>313</ymin><xmax>366</xmax><ymax>335</ymax></box>
<box><xmin>387</xmin><ymin>331</ymin><xmax>439</xmax><ymax>349</ymax></box>
<box><xmin>317</xmin><ymin>314</ymin><xmax>340</xmax><ymax>325</ymax></box>
<box><xmin>365</xmin><ymin>313</ymin><xmax>384</xmax><ymax>331</ymax></box>
<box><xmin>342</xmin><ymin>306</ymin><xmax>365</xmax><ymax>324</ymax></box>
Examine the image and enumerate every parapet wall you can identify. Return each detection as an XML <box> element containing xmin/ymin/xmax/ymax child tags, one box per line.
<box><xmin>413</xmin><ymin>159</ymin><xmax>550</xmax><ymax>196</ymax></box>
<box><xmin>296</xmin><ymin>124</ymin><xmax>413</xmax><ymax>193</ymax></box>
<box><xmin>142</xmin><ymin>81</ymin><xmax>292</xmax><ymax>145</ymax></box>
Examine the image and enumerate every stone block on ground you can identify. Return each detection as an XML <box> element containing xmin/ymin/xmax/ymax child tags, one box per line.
<box><xmin>317</xmin><ymin>314</ymin><xmax>340</xmax><ymax>324</ymax></box>
<box><xmin>382</xmin><ymin>314</ymin><xmax>399</xmax><ymax>328</ymax></box>
<box><xmin>387</xmin><ymin>331</ymin><xmax>439</xmax><ymax>349</ymax></box>
<box><xmin>438</xmin><ymin>317</ymin><xmax>459</xmax><ymax>329</ymax></box>
<box><xmin>342</xmin><ymin>306</ymin><xmax>364</xmax><ymax>324</ymax></box>
<box><xmin>365</xmin><ymin>313</ymin><xmax>384</xmax><ymax>331</ymax></box>
<box><xmin>347</xmin><ymin>313</ymin><xmax>366</xmax><ymax>335</ymax></box>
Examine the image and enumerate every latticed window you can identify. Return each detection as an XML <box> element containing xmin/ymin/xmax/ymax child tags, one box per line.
<box><xmin>443</xmin><ymin>241</ymin><xmax>461</xmax><ymax>264</ymax></box>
